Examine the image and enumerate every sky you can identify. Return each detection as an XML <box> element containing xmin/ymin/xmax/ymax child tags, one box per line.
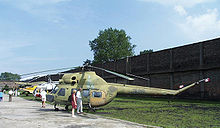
<box><xmin>0</xmin><ymin>0</ymin><xmax>220</xmax><ymax>77</ymax></box>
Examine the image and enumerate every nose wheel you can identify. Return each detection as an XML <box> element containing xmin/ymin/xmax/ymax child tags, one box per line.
<box><xmin>65</xmin><ymin>105</ymin><xmax>69</xmax><ymax>111</ymax></box>
<box><xmin>54</xmin><ymin>104</ymin><xmax>59</xmax><ymax>111</ymax></box>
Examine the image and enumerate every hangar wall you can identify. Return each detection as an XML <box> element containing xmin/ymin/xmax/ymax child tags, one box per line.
<box><xmin>93</xmin><ymin>38</ymin><xmax>220</xmax><ymax>100</ymax></box>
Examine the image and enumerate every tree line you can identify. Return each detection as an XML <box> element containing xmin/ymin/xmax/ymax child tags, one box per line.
<box><xmin>0</xmin><ymin>72</ymin><xmax>21</xmax><ymax>81</ymax></box>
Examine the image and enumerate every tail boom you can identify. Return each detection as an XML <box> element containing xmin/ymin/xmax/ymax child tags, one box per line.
<box><xmin>108</xmin><ymin>78</ymin><xmax>210</xmax><ymax>96</ymax></box>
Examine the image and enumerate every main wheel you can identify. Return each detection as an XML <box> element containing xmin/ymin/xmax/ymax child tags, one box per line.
<box><xmin>65</xmin><ymin>105</ymin><xmax>69</xmax><ymax>111</ymax></box>
<box><xmin>54</xmin><ymin>104</ymin><xmax>59</xmax><ymax>111</ymax></box>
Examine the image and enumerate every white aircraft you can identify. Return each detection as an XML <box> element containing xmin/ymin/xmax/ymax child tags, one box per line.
<box><xmin>33</xmin><ymin>77</ymin><xmax>59</xmax><ymax>98</ymax></box>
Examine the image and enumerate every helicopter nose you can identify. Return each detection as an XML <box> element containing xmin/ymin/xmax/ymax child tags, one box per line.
<box><xmin>46</xmin><ymin>94</ymin><xmax>54</xmax><ymax>102</ymax></box>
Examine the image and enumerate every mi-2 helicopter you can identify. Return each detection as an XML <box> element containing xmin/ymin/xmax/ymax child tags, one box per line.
<box><xmin>46</xmin><ymin>65</ymin><xmax>210</xmax><ymax>111</ymax></box>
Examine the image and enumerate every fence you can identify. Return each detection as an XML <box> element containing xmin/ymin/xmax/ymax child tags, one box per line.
<box><xmin>93</xmin><ymin>38</ymin><xmax>220</xmax><ymax>100</ymax></box>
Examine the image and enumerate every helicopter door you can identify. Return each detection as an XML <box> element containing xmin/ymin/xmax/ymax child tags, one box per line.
<box><xmin>82</xmin><ymin>89</ymin><xmax>90</xmax><ymax>105</ymax></box>
<box><xmin>90</xmin><ymin>90</ymin><xmax>106</xmax><ymax>106</ymax></box>
<box><xmin>56</xmin><ymin>88</ymin><xmax>66</xmax><ymax>104</ymax></box>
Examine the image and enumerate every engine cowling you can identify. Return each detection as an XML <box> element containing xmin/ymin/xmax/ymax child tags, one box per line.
<box><xmin>60</xmin><ymin>74</ymin><xmax>77</xmax><ymax>85</ymax></box>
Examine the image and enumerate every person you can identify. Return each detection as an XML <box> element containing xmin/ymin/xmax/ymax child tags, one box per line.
<box><xmin>76</xmin><ymin>88</ymin><xmax>83</xmax><ymax>114</ymax></box>
<box><xmin>71</xmin><ymin>90</ymin><xmax>77</xmax><ymax>117</ymax></box>
<box><xmin>15</xmin><ymin>89</ymin><xmax>18</xmax><ymax>97</ymax></box>
<box><xmin>40</xmin><ymin>89</ymin><xmax>47</xmax><ymax>108</ymax></box>
<box><xmin>8</xmin><ymin>89</ymin><xmax>13</xmax><ymax>102</ymax></box>
<box><xmin>0</xmin><ymin>90</ymin><xmax>3</xmax><ymax>102</ymax></box>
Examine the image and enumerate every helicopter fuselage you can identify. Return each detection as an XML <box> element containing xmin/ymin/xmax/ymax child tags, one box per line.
<box><xmin>46</xmin><ymin>71</ymin><xmax>118</xmax><ymax>107</ymax></box>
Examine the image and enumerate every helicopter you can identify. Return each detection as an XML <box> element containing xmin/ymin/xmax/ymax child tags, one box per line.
<box><xmin>45</xmin><ymin>65</ymin><xmax>210</xmax><ymax>111</ymax></box>
<box><xmin>32</xmin><ymin>77</ymin><xmax>58</xmax><ymax>98</ymax></box>
<box><xmin>15</xmin><ymin>81</ymin><xmax>45</xmax><ymax>96</ymax></box>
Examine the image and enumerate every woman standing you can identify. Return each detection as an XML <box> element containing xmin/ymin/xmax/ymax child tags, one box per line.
<box><xmin>40</xmin><ymin>89</ymin><xmax>47</xmax><ymax>108</ymax></box>
<box><xmin>71</xmin><ymin>90</ymin><xmax>77</xmax><ymax>117</ymax></box>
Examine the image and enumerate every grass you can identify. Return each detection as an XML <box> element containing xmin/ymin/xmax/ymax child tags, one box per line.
<box><xmin>19</xmin><ymin>94</ymin><xmax>40</xmax><ymax>101</ymax></box>
<box><xmin>90</xmin><ymin>95</ymin><xmax>220</xmax><ymax>128</ymax></box>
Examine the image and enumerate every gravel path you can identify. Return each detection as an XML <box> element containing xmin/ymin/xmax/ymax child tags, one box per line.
<box><xmin>0</xmin><ymin>94</ymin><xmax>160</xmax><ymax>128</ymax></box>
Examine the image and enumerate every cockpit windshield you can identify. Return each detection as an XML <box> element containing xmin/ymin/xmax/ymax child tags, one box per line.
<box><xmin>51</xmin><ymin>86</ymin><xmax>59</xmax><ymax>94</ymax></box>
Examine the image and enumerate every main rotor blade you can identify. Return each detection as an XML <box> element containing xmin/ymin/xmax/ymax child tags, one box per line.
<box><xmin>88</xmin><ymin>65</ymin><xmax>134</xmax><ymax>81</ymax></box>
<box><xmin>20</xmin><ymin>66</ymin><xmax>77</xmax><ymax>76</ymax></box>
<box><xmin>126</xmin><ymin>73</ymin><xmax>150</xmax><ymax>81</ymax></box>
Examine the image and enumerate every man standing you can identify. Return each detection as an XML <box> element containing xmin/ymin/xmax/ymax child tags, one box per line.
<box><xmin>76</xmin><ymin>88</ymin><xmax>83</xmax><ymax>114</ymax></box>
<box><xmin>8</xmin><ymin>89</ymin><xmax>13</xmax><ymax>102</ymax></box>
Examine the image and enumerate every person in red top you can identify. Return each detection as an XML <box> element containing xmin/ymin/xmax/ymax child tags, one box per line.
<box><xmin>71</xmin><ymin>90</ymin><xmax>77</xmax><ymax>117</ymax></box>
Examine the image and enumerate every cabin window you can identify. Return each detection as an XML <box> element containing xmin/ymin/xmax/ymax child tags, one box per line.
<box><xmin>57</xmin><ymin>88</ymin><xmax>65</xmax><ymax>96</ymax></box>
<box><xmin>92</xmin><ymin>91</ymin><xmax>102</xmax><ymax>98</ymax></box>
<box><xmin>82</xmin><ymin>90</ymin><xmax>90</xmax><ymax>97</ymax></box>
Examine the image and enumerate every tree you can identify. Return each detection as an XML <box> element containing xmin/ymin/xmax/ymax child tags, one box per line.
<box><xmin>89</xmin><ymin>28</ymin><xmax>136</xmax><ymax>64</ymax></box>
<box><xmin>83</xmin><ymin>59</ymin><xmax>92</xmax><ymax>65</ymax></box>
<box><xmin>140</xmin><ymin>49</ymin><xmax>153</xmax><ymax>55</ymax></box>
<box><xmin>0</xmin><ymin>72</ymin><xmax>21</xmax><ymax>81</ymax></box>
<box><xmin>2</xmin><ymin>84</ymin><xmax>9</xmax><ymax>91</ymax></box>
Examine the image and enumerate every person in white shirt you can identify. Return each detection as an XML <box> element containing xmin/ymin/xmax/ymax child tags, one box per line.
<box><xmin>76</xmin><ymin>88</ymin><xmax>83</xmax><ymax>114</ymax></box>
<box><xmin>8</xmin><ymin>89</ymin><xmax>13</xmax><ymax>102</ymax></box>
<box><xmin>15</xmin><ymin>89</ymin><xmax>18</xmax><ymax>97</ymax></box>
<box><xmin>40</xmin><ymin>89</ymin><xmax>47</xmax><ymax>108</ymax></box>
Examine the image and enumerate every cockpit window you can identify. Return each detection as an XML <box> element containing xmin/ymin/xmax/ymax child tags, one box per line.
<box><xmin>82</xmin><ymin>90</ymin><xmax>90</xmax><ymax>97</ymax></box>
<box><xmin>92</xmin><ymin>91</ymin><xmax>102</xmax><ymax>98</ymax></box>
<box><xmin>51</xmin><ymin>86</ymin><xmax>59</xmax><ymax>94</ymax></box>
<box><xmin>33</xmin><ymin>88</ymin><xmax>37</xmax><ymax>94</ymax></box>
<box><xmin>57</xmin><ymin>88</ymin><xmax>65</xmax><ymax>96</ymax></box>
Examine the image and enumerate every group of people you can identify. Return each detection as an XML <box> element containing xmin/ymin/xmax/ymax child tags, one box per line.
<box><xmin>40</xmin><ymin>87</ymin><xmax>83</xmax><ymax>117</ymax></box>
<box><xmin>0</xmin><ymin>87</ymin><xmax>83</xmax><ymax>117</ymax></box>
<box><xmin>71</xmin><ymin>88</ymin><xmax>83</xmax><ymax>117</ymax></box>
<box><xmin>0</xmin><ymin>89</ymin><xmax>19</xmax><ymax>102</ymax></box>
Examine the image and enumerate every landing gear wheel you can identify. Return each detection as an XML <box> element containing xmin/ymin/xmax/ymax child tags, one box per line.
<box><xmin>65</xmin><ymin>105</ymin><xmax>69</xmax><ymax>111</ymax></box>
<box><xmin>89</xmin><ymin>103</ymin><xmax>96</xmax><ymax>112</ymax></box>
<box><xmin>54</xmin><ymin>104</ymin><xmax>59</xmax><ymax>111</ymax></box>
